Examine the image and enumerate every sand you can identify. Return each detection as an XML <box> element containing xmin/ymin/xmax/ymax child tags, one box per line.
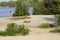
<box><xmin>0</xmin><ymin>15</ymin><xmax>60</xmax><ymax>40</ymax></box>
<box><xmin>0</xmin><ymin>28</ymin><xmax>60</xmax><ymax>40</ymax></box>
<box><xmin>0</xmin><ymin>15</ymin><xmax>56</xmax><ymax>30</ymax></box>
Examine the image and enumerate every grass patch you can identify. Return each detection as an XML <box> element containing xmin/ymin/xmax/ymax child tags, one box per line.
<box><xmin>38</xmin><ymin>23</ymin><xmax>53</xmax><ymax>28</ymax></box>
<box><xmin>9</xmin><ymin>16</ymin><xmax>30</xmax><ymax>20</ymax></box>
<box><xmin>0</xmin><ymin>23</ymin><xmax>29</xmax><ymax>36</ymax></box>
<box><xmin>50</xmin><ymin>29</ymin><xmax>60</xmax><ymax>33</ymax></box>
<box><xmin>50</xmin><ymin>26</ymin><xmax>60</xmax><ymax>33</ymax></box>
<box><xmin>21</xmin><ymin>16</ymin><xmax>30</xmax><ymax>19</ymax></box>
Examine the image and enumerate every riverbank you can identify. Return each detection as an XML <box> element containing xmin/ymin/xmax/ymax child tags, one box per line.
<box><xmin>0</xmin><ymin>15</ymin><xmax>60</xmax><ymax>40</ymax></box>
<box><xmin>0</xmin><ymin>15</ymin><xmax>55</xmax><ymax>30</ymax></box>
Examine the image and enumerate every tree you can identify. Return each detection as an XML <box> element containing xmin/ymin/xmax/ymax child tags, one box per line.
<box><xmin>0</xmin><ymin>1</ymin><xmax>17</xmax><ymax>7</ymax></box>
<box><xmin>33</xmin><ymin>0</ymin><xmax>60</xmax><ymax>15</ymax></box>
<box><xmin>32</xmin><ymin>0</ymin><xmax>48</xmax><ymax>15</ymax></box>
<box><xmin>42</xmin><ymin>0</ymin><xmax>60</xmax><ymax>15</ymax></box>
<box><xmin>13</xmin><ymin>0</ymin><xmax>29</xmax><ymax>16</ymax></box>
<box><xmin>32</xmin><ymin>0</ymin><xmax>41</xmax><ymax>15</ymax></box>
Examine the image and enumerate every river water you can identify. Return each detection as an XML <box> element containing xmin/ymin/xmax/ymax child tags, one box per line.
<box><xmin>0</xmin><ymin>7</ymin><xmax>33</xmax><ymax>18</ymax></box>
<box><xmin>0</xmin><ymin>7</ymin><xmax>15</xmax><ymax>17</ymax></box>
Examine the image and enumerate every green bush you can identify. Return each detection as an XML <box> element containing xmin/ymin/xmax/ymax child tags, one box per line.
<box><xmin>5</xmin><ymin>23</ymin><xmax>18</xmax><ymax>36</ymax></box>
<box><xmin>0</xmin><ymin>23</ymin><xmax>29</xmax><ymax>36</ymax></box>
<box><xmin>17</xmin><ymin>25</ymin><xmax>29</xmax><ymax>35</ymax></box>
<box><xmin>13</xmin><ymin>0</ymin><xmax>29</xmax><ymax>16</ymax></box>
<box><xmin>50</xmin><ymin>29</ymin><xmax>60</xmax><ymax>33</ymax></box>
<box><xmin>38</xmin><ymin>23</ymin><xmax>52</xmax><ymax>28</ymax></box>
<box><xmin>0</xmin><ymin>31</ymin><xmax>6</xmax><ymax>36</ymax></box>
<box><xmin>50</xmin><ymin>26</ymin><xmax>60</xmax><ymax>33</ymax></box>
<box><xmin>55</xmin><ymin>15</ymin><xmax>60</xmax><ymax>25</ymax></box>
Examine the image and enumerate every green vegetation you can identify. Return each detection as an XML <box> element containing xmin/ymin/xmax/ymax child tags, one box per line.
<box><xmin>0</xmin><ymin>1</ymin><xmax>17</xmax><ymax>7</ymax></box>
<box><xmin>0</xmin><ymin>23</ymin><xmax>29</xmax><ymax>36</ymax></box>
<box><xmin>20</xmin><ymin>16</ymin><xmax>30</xmax><ymax>19</ymax></box>
<box><xmin>0</xmin><ymin>0</ymin><xmax>60</xmax><ymax>15</ymax></box>
<box><xmin>33</xmin><ymin>0</ymin><xmax>60</xmax><ymax>15</ymax></box>
<box><xmin>50</xmin><ymin>29</ymin><xmax>60</xmax><ymax>33</ymax></box>
<box><xmin>55</xmin><ymin>15</ymin><xmax>60</xmax><ymax>25</ymax></box>
<box><xmin>32</xmin><ymin>0</ymin><xmax>44</xmax><ymax>15</ymax></box>
<box><xmin>13</xmin><ymin>0</ymin><xmax>29</xmax><ymax>16</ymax></box>
<box><xmin>38</xmin><ymin>23</ymin><xmax>53</xmax><ymax>28</ymax></box>
<box><xmin>50</xmin><ymin>15</ymin><xmax>60</xmax><ymax>33</ymax></box>
<box><xmin>50</xmin><ymin>26</ymin><xmax>60</xmax><ymax>33</ymax></box>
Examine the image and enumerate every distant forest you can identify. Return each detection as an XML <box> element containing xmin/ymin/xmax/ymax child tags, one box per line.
<box><xmin>1</xmin><ymin>0</ymin><xmax>60</xmax><ymax>15</ymax></box>
<box><xmin>0</xmin><ymin>1</ymin><xmax>17</xmax><ymax>7</ymax></box>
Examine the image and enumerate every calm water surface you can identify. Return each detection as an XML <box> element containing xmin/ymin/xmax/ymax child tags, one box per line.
<box><xmin>0</xmin><ymin>7</ymin><xmax>15</xmax><ymax>17</ymax></box>
<box><xmin>0</xmin><ymin>7</ymin><xmax>33</xmax><ymax>18</ymax></box>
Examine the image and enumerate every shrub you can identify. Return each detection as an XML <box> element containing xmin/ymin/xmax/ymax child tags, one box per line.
<box><xmin>21</xmin><ymin>28</ymin><xmax>29</xmax><ymax>35</ymax></box>
<box><xmin>5</xmin><ymin>23</ymin><xmax>18</xmax><ymax>36</ymax></box>
<box><xmin>13</xmin><ymin>0</ymin><xmax>29</xmax><ymax>16</ymax></box>
<box><xmin>0</xmin><ymin>31</ymin><xmax>6</xmax><ymax>36</ymax></box>
<box><xmin>50</xmin><ymin>26</ymin><xmax>60</xmax><ymax>33</ymax></box>
<box><xmin>38</xmin><ymin>23</ymin><xmax>52</xmax><ymax>28</ymax></box>
<box><xmin>17</xmin><ymin>25</ymin><xmax>29</xmax><ymax>35</ymax></box>
<box><xmin>55</xmin><ymin>15</ymin><xmax>60</xmax><ymax>25</ymax></box>
<box><xmin>50</xmin><ymin>29</ymin><xmax>60</xmax><ymax>33</ymax></box>
<box><xmin>0</xmin><ymin>23</ymin><xmax>29</xmax><ymax>36</ymax></box>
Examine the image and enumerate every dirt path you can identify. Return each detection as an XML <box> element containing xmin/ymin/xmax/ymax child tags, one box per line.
<box><xmin>0</xmin><ymin>28</ymin><xmax>60</xmax><ymax>40</ymax></box>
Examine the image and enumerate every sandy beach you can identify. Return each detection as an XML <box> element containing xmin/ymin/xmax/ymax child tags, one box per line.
<box><xmin>0</xmin><ymin>28</ymin><xmax>60</xmax><ymax>40</ymax></box>
<box><xmin>0</xmin><ymin>15</ymin><xmax>60</xmax><ymax>40</ymax></box>
<box><xmin>0</xmin><ymin>15</ymin><xmax>56</xmax><ymax>30</ymax></box>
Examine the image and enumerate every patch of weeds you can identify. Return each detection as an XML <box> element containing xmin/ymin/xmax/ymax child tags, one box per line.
<box><xmin>0</xmin><ymin>23</ymin><xmax>30</xmax><ymax>36</ymax></box>
<box><xmin>50</xmin><ymin>26</ymin><xmax>60</xmax><ymax>33</ymax></box>
<box><xmin>21</xmin><ymin>16</ymin><xmax>30</xmax><ymax>19</ymax></box>
<box><xmin>38</xmin><ymin>23</ymin><xmax>53</xmax><ymax>28</ymax></box>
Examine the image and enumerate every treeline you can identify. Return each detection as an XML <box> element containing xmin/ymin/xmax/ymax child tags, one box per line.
<box><xmin>13</xmin><ymin>0</ymin><xmax>60</xmax><ymax>16</ymax></box>
<box><xmin>33</xmin><ymin>0</ymin><xmax>60</xmax><ymax>15</ymax></box>
<box><xmin>0</xmin><ymin>1</ymin><xmax>17</xmax><ymax>7</ymax></box>
<box><xmin>1</xmin><ymin>0</ymin><xmax>59</xmax><ymax>16</ymax></box>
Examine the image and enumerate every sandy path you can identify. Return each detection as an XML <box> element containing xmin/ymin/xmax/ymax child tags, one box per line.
<box><xmin>0</xmin><ymin>28</ymin><xmax>60</xmax><ymax>40</ymax></box>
